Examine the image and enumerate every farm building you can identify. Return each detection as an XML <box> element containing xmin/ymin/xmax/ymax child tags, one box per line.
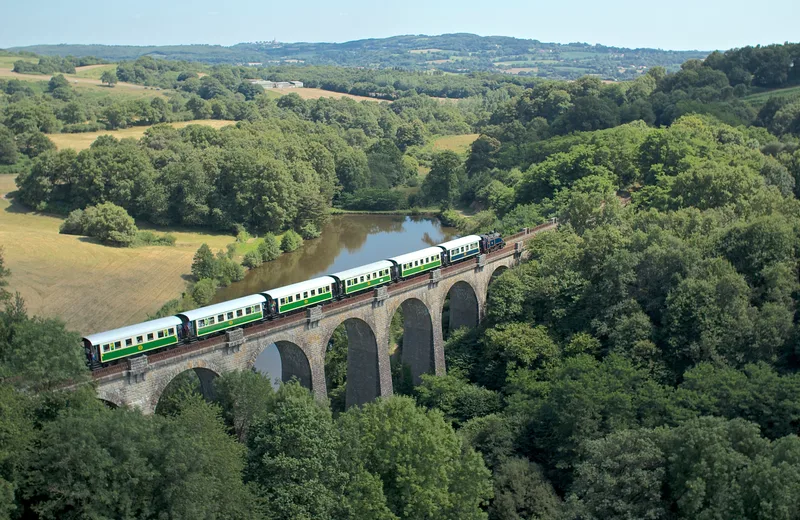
<box><xmin>246</xmin><ymin>80</ymin><xmax>302</xmax><ymax>89</ymax></box>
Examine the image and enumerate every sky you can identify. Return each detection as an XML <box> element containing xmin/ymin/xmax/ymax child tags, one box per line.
<box><xmin>0</xmin><ymin>0</ymin><xmax>797</xmax><ymax>51</ymax></box>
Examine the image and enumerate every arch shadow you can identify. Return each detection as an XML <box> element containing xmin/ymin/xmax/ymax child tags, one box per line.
<box><xmin>392</xmin><ymin>298</ymin><xmax>434</xmax><ymax>388</ymax></box>
<box><xmin>250</xmin><ymin>338</ymin><xmax>314</xmax><ymax>392</ymax></box>
<box><xmin>153</xmin><ymin>364</ymin><xmax>222</xmax><ymax>414</ymax></box>
<box><xmin>326</xmin><ymin>317</ymin><xmax>381</xmax><ymax>409</ymax></box>
<box><xmin>443</xmin><ymin>280</ymin><xmax>479</xmax><ymax>339</ymax></box>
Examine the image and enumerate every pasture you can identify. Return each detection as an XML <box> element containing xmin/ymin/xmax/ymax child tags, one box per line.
<box><xmin>73</xmin><ymin>63</ymin><xmax>118</xmax><ymax>79</ymax></box>
<box><xmin>431</xmin><ymin>133</ymin><xmax>479</xmax><ymax>154</ymax></box>
<box><xmin>47</xmin><ymin>119</ymin><xmax>236</xmax><ymax>151</ymax></box>
<box><xmin>265</xmin><ymin>87</ymin><xmax>386</xmax><ymax>103</ymax></box>
<box><xmin>744</xmin><ymin>85</ymin><xmax>800</xmax><ymax>105</ymax></box>
<box><xmin>0</xmin><ymin>66</ymin><xmax>163</xmax><ymax>99</ymax></box>
<box><xmin>0</xmin><ymin>175</ymin><xmax>235</xmax><ymax>333</ymax></box>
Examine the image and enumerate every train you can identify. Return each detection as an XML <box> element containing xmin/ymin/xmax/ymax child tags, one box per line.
<box><xmin>83</xmin><ymin>232</ymin><xmax>506</xmax><ymax>368</ymax></box>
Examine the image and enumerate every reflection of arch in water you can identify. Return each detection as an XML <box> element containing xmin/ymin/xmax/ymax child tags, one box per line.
<box><xmin>444</xmin><ymin>280</ymin><xmax>480</xmax><ymax>336</ymax></box>
<box><xmin>326</xmin><ymin>317</ymin><xmax>381</xmax><ymax>409</ymax></box>
<box><xmin>393</xmin><ymin>298</ymin><xmax>435</xmax><ymax>386</ymax></box>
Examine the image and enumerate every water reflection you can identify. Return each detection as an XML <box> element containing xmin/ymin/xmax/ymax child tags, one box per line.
<box><xmin>212</xmin><ymin>214</ymin><xmax>458</xmax><ymax>303</ymax></box>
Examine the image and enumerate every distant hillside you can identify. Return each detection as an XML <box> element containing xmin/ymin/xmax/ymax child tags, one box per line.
<box><xmin>10</xmin><ymin>33</ymin><xmax>707</xmax><ymax>81</ymax></box>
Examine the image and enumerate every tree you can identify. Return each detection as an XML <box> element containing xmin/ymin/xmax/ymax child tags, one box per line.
<box><xmin>190</xmin><ymin>278</ymin><xmax>218</xmax><ymax>306</ymax></box>
<box><xmin>100</xmin><ymin>70</ymin><xmax>118</xmax><ymax>87</ymax></box>
<box><xmin>78</xmin><ymin>203</ymin><xmax>138</xmax><ymax>246</ymax></box>
<box><xmin>337</xmin><ymin>396</ymin><xmax>492</xmax><ymax>520</ymax></box>
<box><xmin>258</xmin><ymin>233</ymin><xmax>281</xmax><ymax>262</ymax></box>
<box><xmin>213</xmin><ymin>370</ymin><xmax>274</xmax><ymax>442</ymax></box>
<box><xmin>422</xmin><ymin>151</ymin><xmax>464</xmax><ymax>206</ymax></box>
<box><xmin>0</xmin><ymin>125</ymin><xmax>17</xmax><ymax>166</ymax></box>
<box><xmin>490</xmin><ymin>457</ymin><xmax>562</xmax><ymax>520</ymax></box>
<box><xmin>245</xmin><ymin>382</ymin><xmax>346</xmax><ymax>520</ymax></box>
<box><xmin>415</xmin><ymin>374</ymin><xmax>502</xmax><ymax>425</ymax></box>
<box><xmin>280</xmin><ymin>230</ymin><xmax>303</xmax><ymax>253</ymax></box>
<box><xmin>191</xmin><ymin>244</ymin><xmax>217</xmax><ymax>280</ymax></box>
<box><xmin>0</xmin><ymin>247</ymin><xmax>10</xmax><ymax>304</ymax></box>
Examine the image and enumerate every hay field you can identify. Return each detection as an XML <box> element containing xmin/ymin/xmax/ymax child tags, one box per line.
<box><xmin>47</xmin><ymin>120</ymin><xmax>236</xmax><ymax>151</ymax></box>
<box><xmin>432</xmin><ymin>134</ymin><xmax>479</xmax><ymax>154</ymax></box>
<box><xmin>0</xmin><ymin>175</ymin><xmax>234</xmax><ymax>334</ymax></box>
<box><xmin>267</xmin><ymin>87</ymin><xmax>385</xmax><ymax>102</ymax></box>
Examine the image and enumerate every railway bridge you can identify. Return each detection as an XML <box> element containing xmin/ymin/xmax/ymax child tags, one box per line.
<box><xmin>93</xmin><ymin>223</ymin><xmax>556</xmax><ymax>413</ymax></box>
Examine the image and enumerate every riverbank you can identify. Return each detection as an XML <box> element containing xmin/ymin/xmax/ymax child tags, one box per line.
<box><xmin>329</xmin><ymin>207</ymin><xmax>440</xmax><ymax>216</ymax></box>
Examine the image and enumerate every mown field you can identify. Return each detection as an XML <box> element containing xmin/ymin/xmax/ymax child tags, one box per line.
<box><xmin>263</xmin><ymin>87</ymin><xmax>385</xmax><ymax>103</ymax></box>
<box><xmin>0</xmin><ymin>175</ymin><xmax>235</xmax><ymax>333</ymax></box>
<box><xmin>431</xmin><ymin>133</ymin><xmax>479</xmax><ymax>154</ymax></box>
<box><xmin>47</xmin><ymin>119</ymin><xmax>236</xmax><ymax>151</ymax></box>
<box><xmin>0</xmin><ymin>65</ymin><xmax>164</xmax><ymax>99</ymax></box>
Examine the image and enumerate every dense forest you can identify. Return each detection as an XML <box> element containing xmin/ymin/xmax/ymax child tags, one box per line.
<box><xmin>2</xmin><ymin>41</ymin><xmax>800</xmax><ymax>518</ymax></box>
<box><xmin>10</xmin><ymin>33</ymin><xmax>708</xmax><ymax>80</ymax></box>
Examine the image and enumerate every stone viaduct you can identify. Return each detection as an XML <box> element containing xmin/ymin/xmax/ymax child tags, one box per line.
<box><xmin>92</xmin><ymin>223</ymin><xmax>556</xmax><ymax>413</ymax></box>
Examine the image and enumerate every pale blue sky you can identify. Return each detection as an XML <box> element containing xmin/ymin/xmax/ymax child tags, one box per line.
<box><xmin>1</xmin><ymin>0</ymin><xmax>797</xmax><ymax>51</ymax></box>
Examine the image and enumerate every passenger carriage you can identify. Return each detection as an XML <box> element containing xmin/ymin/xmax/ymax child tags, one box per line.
<box><xmin>330</xmin><ymin>261</ymin><xmax>394</xmax><ymax>296</ymax></box>
<box><xmin>83</xmin><ymin>316</ymin><xmax>183</xmax><ymax>366</ymax></box>
<box><xmin>438</xmin><ymin>235</ymin><xmax>482</xmax><ymax>265</ymax></box>
<box><xmin>178</xmin><ymin>294</ymin><xmax>267</xmax><ymax>339</ymax></box>
<box><xmin>388</xmin><ymin>246</ymin><xmax>444</xmax><ymax>279</ymax></box>
<box><xmin>262</xmin><ymin>276</ymin><xmax>336</xmax><ymax>314</ymax></box>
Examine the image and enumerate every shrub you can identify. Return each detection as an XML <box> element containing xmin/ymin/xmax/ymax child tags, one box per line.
<box><xmin>299</xmin><ymin>223</ymin><xmax>321</xmax><ymax>240</ymax></box>
<box><xmin>216</xmin><ymin>256</ymin><xmax>245</xmax><ymax>286</ymax></box>
<box><xmin>258</xmin><ymin>234</ymin><xmax>280</xmax><ymax>262</ymax></box>
<box><xmin>133</xmin><ymin>231</ymin><xmax>176</xmax><ymax>246</ymax></box>
<box><xmin>59</xmin><ymin>203</ymin><xmax>137</xmax><ymax>246</ymax></box>
<box><xmin>59</xmin><ymin>209</ymin><xmax>85</xmax><ymax>235</ymax></box>
<box><xmin>280</xmin><ymin>230</ymin><xmax>303</xmax><ymax>253</ymax></box>
<box><xmin>191</xmin><ymin>278</ymin><xmax>218</xmax><ymax>306</ymax></box>
<box><xmin>242</xmin><ymin>251</ymin><xmax>263</xmax><ymax>268</ymax></box>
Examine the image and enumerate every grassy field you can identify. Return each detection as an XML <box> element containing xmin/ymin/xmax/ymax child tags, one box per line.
<box><xmin>744</xmin><ymin>85</ymin><xmax>800</xmax><ymax>104</ymax></box>
<box><xmin>0</xmin><ymin>56</ymin><xmax>37</xmax><ymax>68</ymax></box>
<box><xmin>0</xmin><ymin>175</ymin><xmax>236</xmax><ymax>334</ymax></box>
<box><xmin>264</xmin><ymin>87</ymin><xmax>386</xmax><ymax>103</ymax></box>
<box><xmin>47</xmin><ymin>120</ymin><xmax>236</xmax><ymax>151</ymax></box>
<box><xmin>0</xmin><ymin>66</ymin><xmax>164</xmax><ymax>99</ymax></box>
<box><xmin>431</xmin><ymin>134</ymin><xmax>480</xmax><ymax>154</ymax></box>
<box><xmin>73</xmin><ymin>63</ymin><xmax>117</xmax><ymax>79</ymax></box>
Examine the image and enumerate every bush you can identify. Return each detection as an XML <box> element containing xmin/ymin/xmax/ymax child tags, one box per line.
<box><xmin>280</xmin><ymin>230</ymin><xmax>303</xmax><ymax>253</ymax></box>
<box><xmin>242</xmin><ymin>250</ymin><xmax>263</xmax><ymax>268</ymax></box>
<box><xmin>191</xmin><ymin>278</ymin><xmax>218</xmax><ymax>306</ymax></box>
<box><xmin>216</xmin><ymin>256</ymin><xmax>245</xmax><ymax>286</ymax></box>
<box><xmin>59</xmin><ymin>203</ymin><xmax>137</xmax><ymax>246</ymax></box>
<box><xmin>299</xmin><ymin>223</ymin><xmax>321</xmax><ymax>240</ymax></box>
<box><xmin>133</xmin><ymin>230</ymin><xmax>176</xmax><ymax>246</ymax></box>
<box><xmin>258</xmin><ymin>234</ymin><xmax>280</xmax><ymax>262</ymax></box>
<box><xmin>59</xmin><ymin>209</ymin><xmax>85</xmax><ymax>235</ymax></box>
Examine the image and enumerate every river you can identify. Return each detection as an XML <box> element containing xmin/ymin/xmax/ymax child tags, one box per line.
<box><xmin>211</xmin><ymin>214</ymin><xmax>458</xmax><ymax>383</ymax></box>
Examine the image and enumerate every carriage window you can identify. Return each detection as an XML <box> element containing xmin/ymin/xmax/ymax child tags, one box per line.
<box><xmin>147</xmin><ymin>333</ymin><xmax>154</xmax><ymax>341</ymax></box>
<box><xmin>236</xmin><ymin>309</ymin><xmax>243</xmax><ymax>317</ymax></box>
<box><xmin>311</xmin><ymin>289</ymin><xmax>316</xmax><ymax>296</ymax></box>
<box><xmin>208</xmin><ymin>317</ymin><xmax>215</xmax><ymax>325</ymax></box>
<box><xmin>168</xmin><ymin>328</ymin><xmax>174</xmax><ymax>335</ymax></box>
<box><xmin>158</xmin><ymin>330</ymin><xmax>165</xmax><ymax>339</ymax></box>
<box><xmin>280</xmin><ymin>298</ymin><xmax>285</xmax><ymax>305</ymax></box>
<box><xmin>227</xmin><ymin>312</ymin><xmax>234</xmax><ymax>319</ymax></box>
<box><xmin>114</xmin><ymin>341</ymin><xmax>121</xmax><ymax>349</ymax></box>
<box><xmin>103</xmin><ymin>344</ymin><xmax>110</xmax><ymax>352</ymax></box>
<box><xmin>137</xmin><ymin>336</ymin><xmax>143</xmax><ymax>344</ymax></box>
<box><xmin>126</xmin><ymin>338</ymin><xmax>132</xmax><ymax>346</ymax></box>
<box><xmin>303</xmin><ymin>292</ymin><xmax>308</xmax><ymax>299</ymax></box>
<box><xmin>288</xmin><ymin>296</ymin><xmax>293</xmax><ymax>303</ymax></box>
<box><xmin>216</xmin><ymin>314</ymin><xmax>222</xmax><ymax>322</ymax></box>
<box><xmin>360</xmin><ymin>276</ymin><xmax>364</xmax><ymax>282</ymax></box>
<box><xmin>366</xmin><ymin>274</ymin><xmax>371</xmax><ymax>281</ymax></box>
<box><xmin>245</xmin><ymin>307</ymin><xmax>251</xmax><ymax>315</ymax></box>
<box><xmin>198</xmin><ymin>319</ymin><xmax>206</xmax><ymax>327</ymax></box>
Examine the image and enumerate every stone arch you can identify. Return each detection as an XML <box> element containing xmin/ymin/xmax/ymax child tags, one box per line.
<box><xmin>443</xmin><ymin>279</ymin><xmax>480</xmax><ymax>337</ymax></box>
<box><xmin>247</xmin><ymin>337</ymin><xmax>314</xmax><ymax>391</ymax></box>
<box><xmin>490</xmin><ymin>264</ymin><xmax>509</xmax><ymax>283</ymax></box>
<box><xmin>151</xmin><ymin>360</ymin><xmax>223</xmax><ymax>413</ymax></box>
<box><xmin>326</xmin><ymin>317</ymin><xmax>383</xmax><ymax>409</ymax></box>
<box><xmin>98</xmin><ymin>398</ymin><xmax>120</xmax><ymax>409</ymax></box>
<box><xmin>390</xmin><ymin>297</ymin><xmax>435</xmax><ymax>387</ymax></box>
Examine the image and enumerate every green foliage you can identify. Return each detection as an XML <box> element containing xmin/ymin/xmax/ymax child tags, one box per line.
<box><xmin>258</xmin><ymin>233</ymin><xmax>281</xmax><ymax>262</ymax></box>
<box><xmin>338</xmin><ymin>396</ymin><xmax>493</xmax><ymax>519</ymax></box>
<box><xmin>280</xmin><ymin>230</ymin><xmax>303</xmax><ymax>253</ymax></box>
<box><xmin>100</xmin><ymin>69</ymin><xmax>117</xmax><ymax>86</ymax></box>
<box><xmin>58</xmin><ymin>202</ymin><xmax>138</xmax><ymax>246</ymax></box>
<box><xmin>489</xmin><ymin>457</ymin><xmax>563</xmax><ymax>520</ymax></box>
<box><xmin>422</xmin><ymin>151</ymin><xmax>465</xmax><ymax>206</ymax></box>
<box><xmin>191</xmin><ymin>243</ymin><xmax>216</xmax><ymax>280</ymax></box>
<box><xmin>190</xmin><ymin>278</ymin><xmax>218</xmax><ymax>306</ymax></box>
<box><xmin>299</xmin><ymin>223</ymin><xmax>321</xmax><ymax>240</ymax></box>
<box><xmin>339</xmin><ymin>188</ymin><xmax>409</xmax><ymax>211</ymax></box>
<box><xmin>415</xmin><ymin>374</ymin><xmax>503</xmax><ymax>425</ymax></box>
<box><xmin>242</xmin><ymin>250</ymin><xmax>263</xmax><ymax>268</ymax></box>
<box><xmin>213</xmin><ymin>370</ymin><xmax>274</xmax><ymax>442</ymax></box>
<box><xmin>0</xmin><ymin>125</ymin><xmax>18</xmax><ymax>166</ymax></box>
